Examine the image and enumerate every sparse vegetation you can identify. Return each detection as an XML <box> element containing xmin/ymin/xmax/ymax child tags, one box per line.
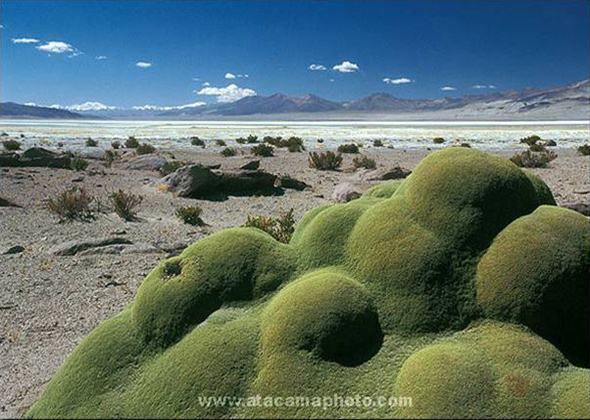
<box><xmin>263</xmin><ymin>136</ymin><xmax>305</xmax><ymax>152</ymax></box>
<box><xmin>220</xmin><ymin>147</ymin><xmax>237</xmax><ymax>157</ymax></box>
<box><xmin>175</xmin><ymin>205</ymin><xmax>204</xmax><ymax>226</ymax></box>
<box><xmin>510</xmin><ymin>148</ymin><xmax>557</xmax><ymax>168</ymax></box>
<box><xmin>191</xmin><ymin>137</ymin><xmax>205</xmax><ymax>147</ymax></box>
<box><xmin>577</xmin><ymin>144</ymin><xmax>590</xmax><ymax>156</ymax></box>
<box><xmin>308</xmin><ymin>151</ymin><xmax>343</xmax><ymax>170</ymax></box>
<box><xmin>136</xmin><ymin>143</ymin><xmax>156</xmax><ymax>155</ymax></box>
<box><xmin>352</xmin><ymin>154</ymin><xmax>377</xmax><ymax>170</ymax></box>
<box><xmin>460</xmin><ymin>142</ymin><xmax>471</xmax><ymax>148</ymax></box>
<box><xmin>2</xmin><ymin>139</ymin><xmax>21</xmax><ymax>151</ymax></box>
<box><xmin>125</xmin><ymin>136</ymin><xmax>140</xmax><ymax>149</ymax></box>
<box><xmin>236</xmin><ymin>135</ymin><xmax>259</xmax><ymax>144</ymax></box>
<box><xmin>520</xmin><ymin>134</ymin><xmax>541</xmax><ymax>146</ymax></box>
<box><xmin>159</xmin><ymin>161</ymin><xmax>185</xmax><ymax>176</ymax></box>
<box><xmin>251</xmin><ymin>143</ymin><xmax>274</xmax><ymax>157</ymax></box>
<box><xmin>85</xmin><ymin>138</ymin><xmax>98</xmax><ymax>147</ymax></box>
<box><xmin>70</xmin><ymin>157</ymin><xmax>89</xmax><ymax>171</ymax></box>
<box><xmin>433</xmin><ymin>137</ymin><xmax>445</xmax><ymax>144</ymax></box>
<box><xmin>373</xmin><ymin>139</ymin><xmax>384</xmax><ymax>147</ymax></box>
<box><xmin>110</xmin><ymin>189</ymin><xmax>143</xmax><ymax>221</ymax></box>
<box><xmin>46</xmin><ymin>187</ymin><xmax>95</xmax><ymax>222</ymax></box>
<box><xmin>215</xmin><ymin>139</ymin><xmax>226</xmax><ymax>146</ymax></box>
<box><xmin>337</xmin><ymin>143</ymin><xmax>360</xmax><ymax>154</ymax></box>
<box><xmin>243</xmin><ymin>208</ymin><xmax>295</xmax><ymax>243</ymax></box>
<box><xmin>111</xmin><ymin>141</ymin><xmax>121</xmax><ymax>149</ymax></box>
<box><xmin>103</xmin><ymin>150</ymin><xmax>116</xmax><ymax>167</ymax></box>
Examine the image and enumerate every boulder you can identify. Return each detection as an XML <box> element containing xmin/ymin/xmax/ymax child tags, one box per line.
<box><xmin>50</xmin><ymin>237</ymin><xmax>133</xmax><ymax>256</ymax></box>
<box><xmin>123</xmin><ymin>154</ymin><xmax>169</xmax><ymax>171</ymax></box>
<box><xmin>561</xmin><ymin>201</ymin><xmax>590</xmax><ymax>216</ymax></box>
<box><xmin>332</xmin><ymin>182</ymin><xmax>362</xmax><ymax>202</ymax></box>
<box><xmin>363</xmin><ymin>166</ymin><xmax>412</xmax><ymax>181</ymax></box>
<box><xmin>2</xmin><ymin>245</ymin><xmax>25</xmax><ymax>255</ymax></box>
<box><xmin>0</xmin><ymin>148</ymin><xmax>72</xmax><ymax>168</ymax></box>
<box><xmin>240</xmin><ymin>160</ymin><xmax>260</xmax><ymax>170</ymax></box>
<box><xmin>276</xmin><ymin>175</ymin><xmax>309</xmax><ymax>191</ymax></box>
<box><xmin>162</xmin><ymin>164</ymin><xmax>280</xmax><ymax>199</ymax></box>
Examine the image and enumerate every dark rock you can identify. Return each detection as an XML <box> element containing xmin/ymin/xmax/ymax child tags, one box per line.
<box><xmin>206</xmin><ymin>163</ymin><xmax>222</xmax><ymax>170</ymax></box>
<box><xmin>0</xmin><ymin>197</ymin><xmax>20</xmax><ymax>207</ymax></box>
<box><xmin>2</xmin><ymin>245</ymin><xmax>25</xmax><ymax>255</ymax></box>
<box><xmin>363</xmin><ymin>166</ymin><xmax>412</xmax><ymax>181</ymax></box>
<box><xmin>0</xmin><ymin>147</ymin><xmax>72</xmax><ymax>168</ymax></box>
<box><xmin>561</xmin><ymin>202</ymin><xmax>590</xmax><ymax>216</ymax></box>
<box><xmin>276</xmin><ymin>175</ymin><xmax>309</xmax><ymax>190</ymax></box>
<box><xmin>162</xmin><ymin>164</ymin><xmax>280</xmax><ymax>200</ymax></box>
<box><xmin>50</xmin><ymin>237</ymin><xmax>133</xmax><ymax>256</ymax></box>
<box><xmin>240</xmin><ymin>160</ymin><xmax>260</xmax><ymax>170</ymax></box>
<box><xmin>332</xmin><ymin>182</ymin><xmax>362</xmax><ymax>203</ymax></box>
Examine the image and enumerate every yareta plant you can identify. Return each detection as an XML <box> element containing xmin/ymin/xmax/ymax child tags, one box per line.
<box><xmin>28</xmin><ymin>148</ymin><xmax>590</xmax><ymax>418</ymax></box>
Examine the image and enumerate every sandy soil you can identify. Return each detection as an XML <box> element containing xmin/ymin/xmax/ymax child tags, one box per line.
<box><xmin>1</xmin><ymin>144</ymin><xmax>588</xmax><ymax>418</ymax></box>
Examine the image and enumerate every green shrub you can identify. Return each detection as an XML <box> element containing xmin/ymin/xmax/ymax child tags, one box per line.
<box><xmin>191</xmin><ymin>137</ymin><xmax>205</xmax><ymax>147</ymax></box>
<box><xmin>373</xmin><ymin>139</ymin><xmax>384</xmax><ymax>147</ymax></box>
<box><xmin>237</xmin><ymin>135</ymin><xmax>259</xmax><ymax>144</ymax></box>
<box><xmin>337</xmin><ymin>143</ymin><xmax>360</xmax><ymax>154</ymax></box>
<box><xmin>110</xmin><ymin>189</ymin><xmax>142</xmax><ymax>221</ymax></box>
<box><xmin>111</xmin><ymin>141</ymin><xmax>121</xmax><ymax>149</ymax></box>
<box><xmin>510</xmin><ymin>149</ymin><xmax>557</xmax><ymax>168</ymax></box>
<box><xmin>215</xmin><ymin>139</ymin><xmax>226</xmax><ymax>146</ymax></box>
<box><xmin>308</xmin><ymin>151</ymin><xmax>342</xmax><ymax>170</ymax></box>
<box><xmin>220</xmin><ymin>147</ymin><xmax>237</xmax><ymax>157</ymax></box>
<box><xmin>529</xmin><ymin>143</ymin><xmax>547</xmax><ymax>152</ymax></box>
<box><xmin>29</xmin><ymin>148</ymin><xmax>590</xmax><ymax>419</ymax></box>
<box><xmin>46</xmin><ymin>187</ymin><xmax>95</xmax><ymax>222</ymax></box>
<box><xmin>264</xmin><ymin>136</ymin><xmax>304</xmax><ymax>152</ymax></box>
<box><xmin>520</xmin><ymin>135</ymin><xmax>541</xmax><ymax>146</ymax></box>
<box><xmin>243</xmin><ymin>208</ymin><xmax>295</xmax><ymax>244</ymax></box>
<box><xmin>85</xmin><ymin>138</ymin><xmax>98</xmax><ymax>147</ymax></box>
<box><xmin>125</xmin><ymin>136</ymin><xmax>140</xmax><ymax>149</ymax></box>
<box><xmin>352</xmin><ymin>154</ymin><xmax>377</xmax><ymax>170</ymax></box>
<box><xmin>433</xmin><ymin>137</ymin><xmax>445</xmax><ymax>144</ymax></box>
<box><xmin>175</xmin><ymin>205</ymin><xmax>204</xmax><ymax>226</ymax></box>
<box><xmin>159</xmin><ymin>161</ymin><xmax>185</xmax><ymax>176</ymax></box>
<box><xmin>577</xmin><ymin>144</ymin><xmax>590</xmax><ymax>156</ymax></box>
<box><xmin>251</xmin><ymin>144</ymin><xmax>274</xmax><ymax>157</ymax></box>
<box><xmin>103</xmin><ymin>150</ymin><xmax>116</xmax><ymax>168</ymax></box>
<box><xmin>317</xmin><ymin>138</ymin><xmax>324</xmax><ymax>143</ymax></box>
<box><xmin>460</xmin><ymin>142</ymin><xmax>471</xmax><ymax>148</ymax></box>
<box><xmin>70</xmin><ymin>157</ymin><xmax>89</xmax><ymax>171</ymax></box>
<box><xmin>136</xmin><ymin>143</ymin><xmax>156</xmax><ymax>155</ymax></box>
<box><xmin>2</xmin><ymin>139</ymin><xmax>21</xmax><ymax>151</ymax></box>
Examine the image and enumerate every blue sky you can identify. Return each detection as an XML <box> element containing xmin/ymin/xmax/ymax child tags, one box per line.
<box><xmin>1</xmin><ymin>0</ymin><xmax>589</xmax><ymax>109</ymax></box>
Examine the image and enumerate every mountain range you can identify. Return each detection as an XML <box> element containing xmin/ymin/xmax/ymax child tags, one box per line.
<box><xmin>2</xmin><ymin>79</ymin><xmax>588</xmax><ymax>120</ymax></box>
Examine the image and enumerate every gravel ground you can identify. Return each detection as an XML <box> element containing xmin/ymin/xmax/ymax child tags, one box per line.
<box><xmin>1</xmin><ymin>144</ymin><xmax>588</xmax><ymax>417</ymax></box>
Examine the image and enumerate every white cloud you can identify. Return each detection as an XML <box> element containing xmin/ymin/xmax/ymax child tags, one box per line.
<box><xmin>65</xmin><ymin>102</ymin><xmax>117</xmax><ymax>112</ymax></box>
<box><xmin>196</xmin><ymin>83</ymin><xmax>257</xmax><ymax>103</ymax></box>
<box><xmin>332</xmin><ymin>61</ymin><xmax>359</xmax><ymax>73</ymax></box>
<box><xmin>472</xmin><ymin>84</ymin><xmax>496</xmax><ymax>89</ymax></box>
<box><xmin>488</xmin><ymin>85</ymin><xmax>497</xmax><ymax>89</ymax></box>
<box><xmin>441</xmin><ymin>86</ymin><xmax>456</xmax><ymax>91</ymax></box>
<box><xmin>37</xmin><ymin>41</ymin><xmax>74</xmax><ymax>54</ymax></box>
<box><xmin>95</xmin><ymin>55</ymin><xmax>107</xmax><ymax>60</ymax></box>
<box><xmin>309</xmin><ymin>64</ymin><xmax>327</xmax><ymax>71</ymax></box>
<box><xmin>383</xmin><ymin>77</ymin><xmax>413</xmax><ymax>85</ymax></box>
<box><xmin>329</xmin><ymin>79</ymin><xmax>335</xmax><ymax>82</ymax></box>
<box><xmin>237</xmin><ymin>74</ymin><xmax>249</xmax><ymax>78</ymax></box>
<box><xmin>24</xmin><ymin>102</ymin><xmax>38</xmax><ymax>106</ymax></box>
<box><xmin>132</xmin><ymin>102</ymin><xmax>206</xmax><ymax>111</ymax></box>
<box><xmin>225</xmin><ymin>72</ymin><xmax>236</xmax><ymax>79</ymax></box>
<box><xmin>12</xmin><ymin>38</ymin><xmax>40</xmax><ymax>44</ymax></box>
<box><xmin>136</xmin><ymin>61</ymin><xmax>152</xmax><ymax>68</ymax></box>
<box><xmin>202</xmin><ymin>82</ymin><xmax>210</xmax><ymax>87</ymax></box>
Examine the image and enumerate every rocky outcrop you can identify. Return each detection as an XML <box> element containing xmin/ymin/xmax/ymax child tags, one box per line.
<box><xmin>162</xmin><ymin>164</ymin><xmax>281</xmax><ymax>199</ymax></box>
<box><xmin>0</xmin><ymin>147</ymin><xmax>72</xmax><ymax>169</ymax></box>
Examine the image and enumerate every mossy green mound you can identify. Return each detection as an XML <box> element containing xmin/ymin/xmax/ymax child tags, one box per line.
<box><xmin>28</xmin><ymin>148</ymin><xmax>590</xmax><ymax>419</ymax></box>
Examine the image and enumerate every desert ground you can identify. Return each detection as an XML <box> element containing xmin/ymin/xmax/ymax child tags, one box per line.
<box><xmin>0</xmin><ymin>142</ymin><xmax>588</xmax><ymax>417</ymax></box>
